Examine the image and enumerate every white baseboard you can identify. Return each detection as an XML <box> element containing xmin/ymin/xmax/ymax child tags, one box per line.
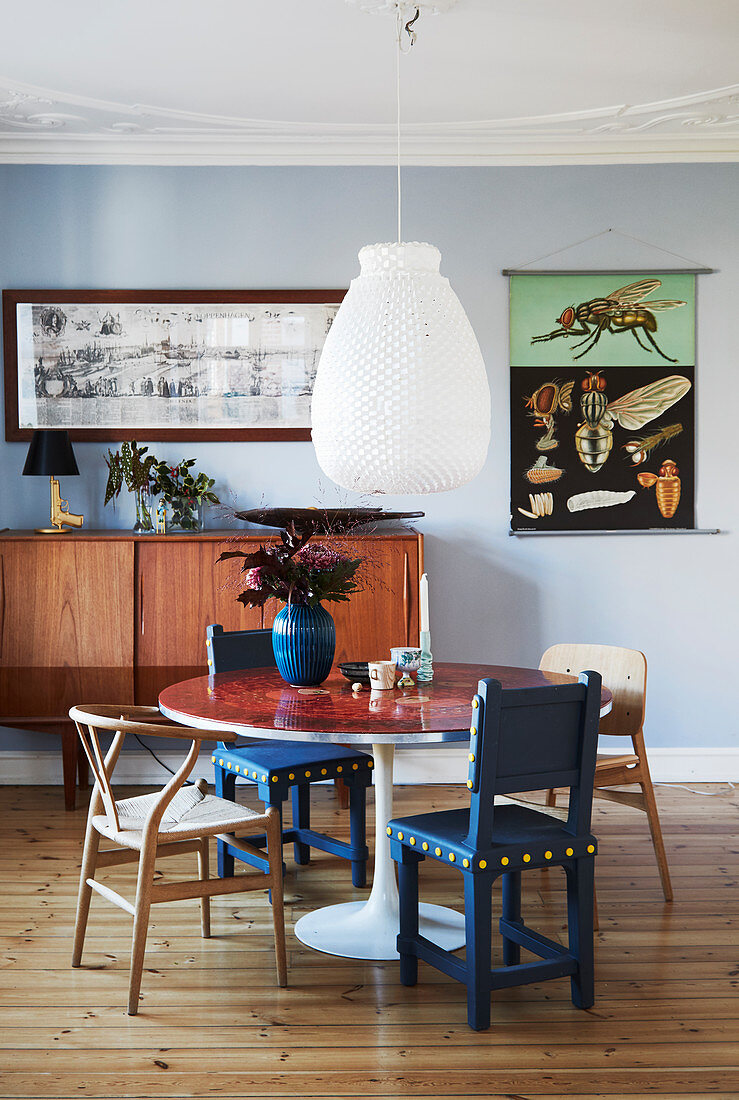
<box><xmin>396</xmin><ymin>747</ymin><xmax>739</xmax><ymax>784</ymax></box>
<box><xmin>1</xmin><ymin>746</ymin><xmax>737</xmax><ymax>786</ymax></box>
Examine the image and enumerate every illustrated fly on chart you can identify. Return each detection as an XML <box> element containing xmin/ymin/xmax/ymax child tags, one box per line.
<box><xmin>531</xmin><ymin>279</ymin><xmax>686</xmax><ymax>363</ymax></box>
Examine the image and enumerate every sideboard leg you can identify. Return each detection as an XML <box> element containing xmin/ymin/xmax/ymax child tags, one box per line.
<box><xmin>334</xmin><ymin>777</ymin><xmax>350</xmax><ymax>809</ymax></box>
<box><xmin>61</xmin><ymin>724</ymin><xmax>78</xmax><ymax>811</ymax></box>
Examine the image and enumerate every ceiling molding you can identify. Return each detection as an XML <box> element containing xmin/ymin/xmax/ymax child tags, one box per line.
<box><xmin>0</xmin><ymin>78</ymin><xmax>737</xmax><ymax>166</ymax></box>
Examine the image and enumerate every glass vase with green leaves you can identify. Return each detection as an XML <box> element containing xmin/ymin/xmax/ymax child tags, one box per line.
<box><xmin>104</xmin><ymin>441</ymin><xmax>157</xmax><ymax>531</ymax></box>
<box><xmin>151</xmin><ymin>459</ymin><xmax>219</xmax><ymax>531</ymax></box>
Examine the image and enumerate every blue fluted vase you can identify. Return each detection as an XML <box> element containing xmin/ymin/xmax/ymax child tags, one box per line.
<box><xmin>271</xmin><ymin>602</ymin><xmax>336</xmax><ymax>687</ymax></box>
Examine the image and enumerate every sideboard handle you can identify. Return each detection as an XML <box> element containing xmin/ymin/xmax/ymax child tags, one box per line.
<box><xmin>139</xmin><ymin>571</ymin><xmax>144</xmax><ymax>636</ymax></box>
<box><xmin>403</xmin><ymin>551</ymin><xmax>410</xmax><ymax>646</ymax></box>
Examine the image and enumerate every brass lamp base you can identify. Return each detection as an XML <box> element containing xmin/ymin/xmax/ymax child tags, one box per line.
<box><xmin>39</xmin><ymin>475</ymin><xmax>84</xmax><ymax>533</ymax></box>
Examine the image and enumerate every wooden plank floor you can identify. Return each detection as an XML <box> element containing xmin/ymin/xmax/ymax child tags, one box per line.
<box><xmin>0</xmin><ymin>780</ymin><xmax>737</xmax><ymax>1099</ymax></box>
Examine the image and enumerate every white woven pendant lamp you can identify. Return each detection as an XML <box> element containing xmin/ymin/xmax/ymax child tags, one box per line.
<box><xmin>311</xmin><ymin>1</ymin><xmax>490</xmax><ymax>495</ymax></box>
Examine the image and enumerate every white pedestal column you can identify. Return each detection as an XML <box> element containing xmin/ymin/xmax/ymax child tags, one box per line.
<box><xmin>294</xmin><ymin>742</ymin><xmax>466</xmax><ymax>960</ymax></box>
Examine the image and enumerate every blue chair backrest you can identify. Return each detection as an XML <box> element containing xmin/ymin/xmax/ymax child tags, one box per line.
<box><xmin>206</xmin><ymin>623</ymin><xmax>275</xmax><ymax>673</ymax></box>
<box><xmin>466</xmin><ymin>671</ymin><xmax>602</xmax><ymax>847</ymax></box>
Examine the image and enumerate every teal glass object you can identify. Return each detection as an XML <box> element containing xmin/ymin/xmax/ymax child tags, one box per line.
<box><xmin>272</xmin><ymin>603</ymin><xmax>336</xmax><ymax>686</ymax></box>
<box><xmin>417</xmin><ymin>629</ymin><xmax>434</xmax><ymax>682</ymax></box>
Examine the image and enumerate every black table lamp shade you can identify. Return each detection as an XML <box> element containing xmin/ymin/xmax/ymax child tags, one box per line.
<box><xmin>23</xmin><ymin>430</ymin><xmax>79</xmax><ymax>477</ymax></box>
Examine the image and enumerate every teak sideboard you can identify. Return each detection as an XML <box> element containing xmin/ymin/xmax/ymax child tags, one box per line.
<box><xmin>0</xmin><ymin>529</ymin><xmax>423</xmax><ymax>809</ymax></box>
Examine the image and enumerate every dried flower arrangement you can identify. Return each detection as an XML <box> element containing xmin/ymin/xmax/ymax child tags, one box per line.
<box><xmin>219</xmin><ymin>538</ymin><xmax>362</xmax><ymax>610</ymax></box>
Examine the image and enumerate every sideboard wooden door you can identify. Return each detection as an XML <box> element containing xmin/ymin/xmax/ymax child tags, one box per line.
<box><xmin>134</xmin><ymin>539</ymin><xmax>264</xmax><ymax>704</ymax></box>
<box><xmin>339</xmin><ymin>534</ymin><xmax>421</xmax><ymax>661</ymax></box>
<box><xmin>0</xmin><ymin>539</ymin><xmax>134</xmax><ymax>718</ymax></box>
<box><xmin>0</xmin><ymin>537</ymin><xmax>134</xmax><ymax>810</ymax></box>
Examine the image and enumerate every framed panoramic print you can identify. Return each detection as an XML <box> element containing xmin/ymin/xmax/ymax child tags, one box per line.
<box><xmin>509</xmin><ymin>272</ymin><xmax>696</xmax><ymax>533</ymax></box>
<box><xmin>3</xmin><ymin>289</ymin><xmax>345</xmax><ymax>441</ymax></box>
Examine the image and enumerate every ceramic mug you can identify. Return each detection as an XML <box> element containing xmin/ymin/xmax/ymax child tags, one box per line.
<box><xmin>368</xmin><ymin>660</ymin><xmax>396</xmax><ymax>690</ymax></box>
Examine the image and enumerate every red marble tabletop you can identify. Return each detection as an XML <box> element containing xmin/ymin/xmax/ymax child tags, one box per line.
<box><xmin>159</xmin><ymin>663</ymin><xmax>612</xmax><ymax>747</ymax></box>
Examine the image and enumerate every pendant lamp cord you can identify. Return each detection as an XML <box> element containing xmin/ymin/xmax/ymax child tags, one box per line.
<box><xmin>396</xmin><ymin>4</ymin><xmax>419</xmax><ymax>243</ymax></box>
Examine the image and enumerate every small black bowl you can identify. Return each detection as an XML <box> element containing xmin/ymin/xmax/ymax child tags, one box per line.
<box><xmin>338</xmin><ymin>661</ymin><xmax>371</xmax><ymax>686</ymax></box>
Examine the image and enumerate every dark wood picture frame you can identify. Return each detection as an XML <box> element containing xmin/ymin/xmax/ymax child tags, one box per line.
<box><xmin>3</xmin><ymin>288</ymin><xmax>345</xmax><ymax>442</ymax></box>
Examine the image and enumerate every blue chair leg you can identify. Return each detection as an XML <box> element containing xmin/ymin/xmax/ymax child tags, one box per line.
<box><xmin>566</xmin><ymin>857</ymin><xmax>595</xmax><ymax>1009</ymax></box>
<box><xmin>463</xmin><ymin>872</ymin><xmax>492</xmax><ymax>1031</ymax></box>
<box><xmin>501</xmin><ymin>871</ymin><xmax>521</xmax><ymax>966</ymax></box>
<box><xmin>214</xmin><ymin>769</ymin><xmax>237</xmax><ymax>878</ymax></box>
<box><xmin>291</xmin><ymin>784</ymin><xmax>311</xmax><ymax>865</ymax></box>
<box><xmin>348</xmin><ymin>783</ymin><xmax>367</xmax><ymax>888</ymax></box>
<box><xmin>397</xmin><ymin>850</ymin><xmax>420</xmax><ymax>987</ymax></box>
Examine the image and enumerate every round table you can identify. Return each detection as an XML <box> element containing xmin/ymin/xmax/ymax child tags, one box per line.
<box><xmin>159</xmin><ymin>662</ymin><xmax>612</xmax><ymax>961</ymax></box>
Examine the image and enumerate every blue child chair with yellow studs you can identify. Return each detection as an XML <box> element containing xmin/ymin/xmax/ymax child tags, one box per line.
<box><xmin>207</xmin><ymin>623</ymin><xmax>372</xmax><ymax>886</ymax></box>
<box><xmin>388</xmin><ymin>671</ymin><xmax>601</xmax><ymax>1031</ymax></box>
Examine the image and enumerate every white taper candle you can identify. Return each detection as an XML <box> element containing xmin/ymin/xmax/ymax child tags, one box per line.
<box><xmin>420</xmin><ymin>572</ymin><xmax>430</xmax><ymax>634</ymax></box>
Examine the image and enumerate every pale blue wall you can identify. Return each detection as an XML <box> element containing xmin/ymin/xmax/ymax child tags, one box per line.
<box><xmin>1</xmin><ymin>164</ymin><xmax>737</xmax><ymax>754</ymax></box>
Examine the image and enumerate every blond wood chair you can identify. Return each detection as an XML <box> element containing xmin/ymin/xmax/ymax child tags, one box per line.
<box><xmin>69</xmin><ymin>705</ymin><xmax>287</xmax><ymax>1015</ymax></box>
<box><xmin>539</xmin><ymin>644</ymin><xmax>672</xmax><ymax>902</ymax></box>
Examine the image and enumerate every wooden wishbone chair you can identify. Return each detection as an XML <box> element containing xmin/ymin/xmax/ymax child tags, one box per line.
<box><xmin>540</xmin><ymin>644</ymin><xmax>672</xmax><ymax>902</ymax></box>
<box><xmin>69</xmin><ymin>705</ymin><xmax>287</xmax><ymax>1015</ymax></box>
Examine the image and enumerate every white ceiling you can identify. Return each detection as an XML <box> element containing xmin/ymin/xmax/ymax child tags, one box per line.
<box><xmin>0</xmin><ymin>0</ymin><xmax>737</xmax><ymax>164</ymax></box>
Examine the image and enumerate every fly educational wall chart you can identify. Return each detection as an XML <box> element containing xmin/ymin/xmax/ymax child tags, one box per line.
<box><xmin>509</xmin><ymin>272</ymin><xmax>695</xmax><ymax>533</ymax></box>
